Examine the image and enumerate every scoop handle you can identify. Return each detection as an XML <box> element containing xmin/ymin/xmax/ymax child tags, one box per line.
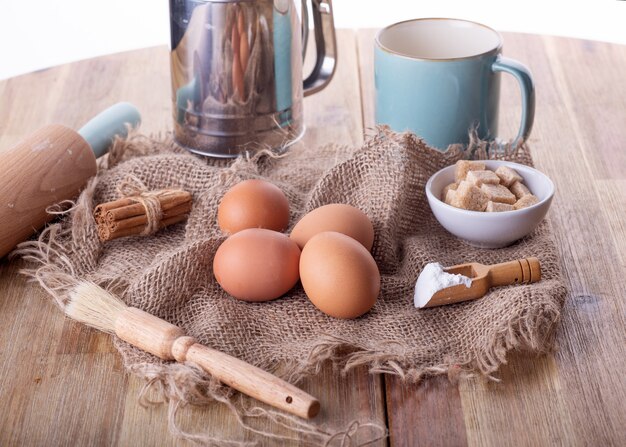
<box><xmin>78</xmin><ymin>102</ymin><xmax>141</xmax><ymax>158</ymax></box>
<box><xmin>488</xmin><ymin>257</ymin><xmax>541</xmax><ymax>287</ymax></box>
<box><xmin>173</xmin><ymin>338</ymin><xmax>320</xmax><ymax>419</ymax></box>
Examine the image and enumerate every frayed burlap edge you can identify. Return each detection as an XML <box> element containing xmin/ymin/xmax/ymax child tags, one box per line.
<box><xmin>13</xmin><ymin>128</ymin><xmax>563</xmax><ymax>446</ymax></box>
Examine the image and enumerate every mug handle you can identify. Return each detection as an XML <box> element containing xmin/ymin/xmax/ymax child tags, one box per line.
<box><xmin>491</xmin><ymin>56</ymin><xmax>536</xmax><ymax>148</ymax></box>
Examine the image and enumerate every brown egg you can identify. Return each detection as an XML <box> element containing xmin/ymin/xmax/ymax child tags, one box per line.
<box><xmin>300</xmin><ymin>232</ymin><xmax>380</xmax><ymax>319</ymax></box>
<box><xmin>290</xmin><ymin>204</ymin><xmax>374</xmax><ymax>250</ymax></box>
<box><xmin>213</xmin><ymin>229</ymin><xmax>300</xmax><ymax>302</ymax></box>
<box><xmin>217</xmin><ymin>179</ymin><xmax>290</xmax><ymax>234</ymax></box>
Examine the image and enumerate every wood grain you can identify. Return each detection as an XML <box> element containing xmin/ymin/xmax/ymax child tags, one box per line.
<box><xmin>596</xmin><ymin>179</ymin><xmax>626</xmax><ymax>268</ymax></box>
<box><xmin>1</xmin><ymin>28</ymin><xmax>625</xmax><ymax>446</ymax></box>
<box><xmin>0</xmin><ymin>125</ymin><xmax>96</xmax><ymax>258</ymax></box>
<box><xmin>357</xmin><ymin>28</ymin><xmax>626</xmax><ymax>447</ymax></box>
<box><xmin>386</xmin><ymin>375</ymin><xmax>467</xmax><ymax>447</ymax></box>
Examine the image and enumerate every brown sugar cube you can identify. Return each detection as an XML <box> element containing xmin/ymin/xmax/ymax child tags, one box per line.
<box><xmin>480</xmin><ymin>183</ymin><xmax>517</xmax><ymax>205</ymax></box>
<box><xmin>486</xmin><ymin>201</ymin><xmax>514</xmax><ymax>212</ymax></box>
<box><xmin>441</xmin><ymin>182</ymin><xmax>458</xmax><ymax>201</ymax></box>
<box><xmin>510</xmin><ymin>181</ymin><xmax>532</xmax><ymax>199</ymax></box>
<box><xmin>455</xmin><ymin>160</ymin><xmax>486</xmax><ymax>182</ymax></box>
<box><xmin>444</xmin><ymin>189</ymin><xmax>458</xmax><ymax>206</ymax></box>
<box><xmin>514</xmin><ymin>194</ymin><xmax>540</xmax><ymax>210</ymax></box>
<box><xmin>455</xmin><ymin>181</ymin><xmax>489</xmax><ymax>211</ymax></box>
<box><xmin>495</xmin><ymin>165</ymin><xmax>523</xmax><ymax>187</ymax></box>
<box><xmin>466</xmin><ymin>170</ymin><xmax>501</xmax><ymax>187</ymax></box>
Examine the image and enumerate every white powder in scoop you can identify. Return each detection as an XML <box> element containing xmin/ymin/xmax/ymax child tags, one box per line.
<box><xmin>414</xmin><ymin>262</ymin><xmax>472</xmax><ymax>308</ymax></box>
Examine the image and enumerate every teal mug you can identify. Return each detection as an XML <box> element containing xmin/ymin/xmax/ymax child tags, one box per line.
<box><xmin>375</xmin><ymin>18</ymin><xmax>535</xmax><ymax>150</ymax></box>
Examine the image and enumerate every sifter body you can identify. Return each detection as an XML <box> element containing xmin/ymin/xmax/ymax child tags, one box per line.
<box><xmin>169</xmin><ymin>0</ymin><xmax>337</xmax><ymax>157</ymax></box>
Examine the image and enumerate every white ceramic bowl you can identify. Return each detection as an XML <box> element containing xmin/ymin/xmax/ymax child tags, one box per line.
<box><xmin>426</xmin><ymin>160</ymin><xmax>555</xmax><ymax>248</ymax></box>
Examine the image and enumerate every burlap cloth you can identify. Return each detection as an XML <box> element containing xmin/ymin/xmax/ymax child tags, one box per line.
<box><xmin>17</xmin><ymin>127</ymin><xmax>567</xmax><ymax>446</ymax></box>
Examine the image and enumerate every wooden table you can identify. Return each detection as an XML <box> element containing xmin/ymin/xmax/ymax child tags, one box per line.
<box><xmin>1</xmin><ymin>30</ymin><xmax>625</xmax><ymax>446</ymax></box>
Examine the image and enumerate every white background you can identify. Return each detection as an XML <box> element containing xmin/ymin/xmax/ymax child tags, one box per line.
<box><xmin>0</xmin><ymin>0</ymin><xmax>625</xmax><ymax>80</ymax></box>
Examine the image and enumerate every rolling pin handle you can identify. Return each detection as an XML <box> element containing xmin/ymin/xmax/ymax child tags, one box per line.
<box><xmin>78</xmin><ymin>102</ymin><xmax>141</xmax><ymax>158</ymax></box>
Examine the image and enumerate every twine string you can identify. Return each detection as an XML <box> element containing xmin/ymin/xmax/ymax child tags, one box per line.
<box><xmin>116</xmin><ymin>175</ymin><xmax>164</xmax><ymax>236</ymax></box>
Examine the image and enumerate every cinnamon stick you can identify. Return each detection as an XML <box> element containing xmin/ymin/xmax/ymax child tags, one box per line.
<box><xmin>94</xmin><ymin>189</ymin><xmax>192</xmax><ymax>242</ymax></box>
<box><xmin>98</xmin><ymin>214</ymin><xmax>189</xmax><ymax>242</ymax></box>
<box><xmin>109</xmin><ymin>202</ymin><xmax>192</xmax><ymax>233</ymax></box>
<box><xmin>94</xmin><ymin>190</ymin><xmax>191</xmax><ymax>224</ymax></box>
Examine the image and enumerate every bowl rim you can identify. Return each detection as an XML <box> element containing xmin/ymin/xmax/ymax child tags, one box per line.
<box><xmin>425</xmin><ymin>160</ymin><xmax>555</xmax><ymax>215</ymax></box>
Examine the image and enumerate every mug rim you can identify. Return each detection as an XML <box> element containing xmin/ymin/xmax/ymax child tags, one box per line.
<box><xmin>375</xmin><ymin>17</ymin><xmax>503</xmax><ymax>62</ymax></box>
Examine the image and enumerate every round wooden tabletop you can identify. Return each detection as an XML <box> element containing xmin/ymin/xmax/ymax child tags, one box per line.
<box><xmin>0</xmin><ymin>30</ymin><xmax>625</xmax><ymax>446</ymax></box>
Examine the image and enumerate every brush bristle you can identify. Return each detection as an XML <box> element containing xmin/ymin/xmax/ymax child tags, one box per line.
<box><xmin>66</xmin><ymin>281</ymin><xmax>128</xmax><ymax>334</ymax></box>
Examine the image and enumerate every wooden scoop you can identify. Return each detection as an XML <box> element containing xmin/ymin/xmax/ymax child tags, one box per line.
<box><xmin>423</xmin><ymin>257</ymin><xmax>541</xmax><ymax>308</ymax></box>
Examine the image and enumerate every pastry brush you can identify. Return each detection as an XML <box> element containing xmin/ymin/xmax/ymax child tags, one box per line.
<box><xmin>65</xmin><ymin>281</ymin><xmax>320</xmax><ymax>419</ymax></box>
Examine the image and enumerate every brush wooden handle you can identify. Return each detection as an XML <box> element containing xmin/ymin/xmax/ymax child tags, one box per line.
<box><xmin>0</xmin><ymin>125</ymin><xmax>96</xmax><ymax>258</ymax></box>
<box><xmin>173</xmin><ymin>337</ymin><xmax>320</xmax><ymax>419</ymax></box>
<box><xmin>488</xmin><ymin>257</ymin><xmax>541</xmax><ymax>287</ymax></box>
<box><xmin>115</xmin><ymin>307</ymin><xmax>320</xmax><ymax>419</ymax></box>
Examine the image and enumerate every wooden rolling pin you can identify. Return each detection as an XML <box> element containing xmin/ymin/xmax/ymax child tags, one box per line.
<box><xmin>0</xmin><ymin>103</ymin><xmax>141</xmax><ymax>258</ymax></box>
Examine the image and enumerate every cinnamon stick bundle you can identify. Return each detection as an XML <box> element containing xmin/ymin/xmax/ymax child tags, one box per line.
<box><xmin>94</xmin><ymin>189</ymin><xmax>192</xmax><ymax>242</ymax></box>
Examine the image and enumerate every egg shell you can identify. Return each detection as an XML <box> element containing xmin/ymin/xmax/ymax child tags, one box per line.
<box><xmin>290</xmin><ymin>204</ymin><xmax>374</xmax><ymax>250</ymax></box>
<box><xmin>213</xmin><ymin>228</ymin><xmax>301</xmax><ymax>302</ymax></box>
<box><xmin>217</xmin><ymin>179</ymin><xmax>290</xmax><ymax>234</ymax></box>
<box><xmin>300</xmin><ymin>231</ymin><xmax>380</xmax><ymax>319</ymax></box>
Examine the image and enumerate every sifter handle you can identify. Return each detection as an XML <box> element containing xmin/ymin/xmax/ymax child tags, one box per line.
<box><xmin>302</xmin><ymin>0</ymin><xmax>337</xmax><ymax>96</ymax></box>
<box><xmin>172</xmin><ymin>337</ymin><xmax>320</xmax><ymax>419</ymax></box>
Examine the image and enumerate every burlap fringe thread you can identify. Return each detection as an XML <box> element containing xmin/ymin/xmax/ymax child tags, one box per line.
<box><xmin>12</xmin><ymin>128</ymin><xmax>563</xmax><ymax>446</ymax></box>
<box><xmin>115</xmin><ymin>177</ymin><xmax>164</xmax><ymax>236</ymax></box>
